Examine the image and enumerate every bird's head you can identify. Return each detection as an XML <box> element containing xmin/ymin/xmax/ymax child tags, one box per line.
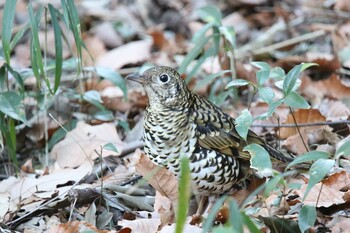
<box><xmin>126</xmin><ymin>66</ymin><xmax>190</xmax><ymax>109</ymax></box>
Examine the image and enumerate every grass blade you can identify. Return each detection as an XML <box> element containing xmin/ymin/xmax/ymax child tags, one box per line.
<box><xmin>1</xmin><ymin>0</ymin><xmax>17</xmax><ymax>64</ymax></box>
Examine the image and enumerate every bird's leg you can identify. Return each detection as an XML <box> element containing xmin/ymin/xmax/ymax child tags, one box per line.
<box><xmin>196</xmin><ymin>195</ymin><xmax>208</xmax><ymax>215</ymax></box>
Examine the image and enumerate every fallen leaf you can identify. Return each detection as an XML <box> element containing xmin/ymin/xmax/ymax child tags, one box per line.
<box><xmin>135</xmin><ymin>151</ymin><xmax>178</xmax><ymax>204</ymax></box>
<box><xmin>96</xmin><ymin>40</ymin><xmax>152</xmax><ymax>70</ymax></box>
<box><xmin>279</xmin><ymin>109</ymin><xmax>326</xmax><ymax>139</ymax></box>
<box><xmin>118</xmin><ymin>219</ymin><xmax>161</xmax><ymax>233</ymax></box>
<box><xmin>283</xmin><ymin>130</ymin><xmax>309</xmax><ymax>155</ymax></box>
<box><xmin>323</xmin><ymin>170</ymin><xmax>350</xmax><ymax>191</ymax></box>
<box><xmin>50</xmin><ymin>121</ymin><xmax>125</xmax><ymax>168</ymax></box>
<box><xmin>296</xmin><ymin>183</ymin><xmax>345</xmax><ymax>207</ymax></box>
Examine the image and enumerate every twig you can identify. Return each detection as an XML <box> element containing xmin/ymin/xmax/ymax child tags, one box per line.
<box><xmin>252</xmin><ymin>30</ymin><xmax>326</xmax><ymax>56</ymax></box>
<box><xmin>289</xmin><ymin>107</ymin><xmax>309</xmax><ymax>152</ymax></box>
<box><xmin>251</xmin><ymin>120</ymin><xmax>350</xmax><ymax>128</ymax></box>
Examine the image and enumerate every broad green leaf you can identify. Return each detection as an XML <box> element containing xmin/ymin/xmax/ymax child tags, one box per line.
<box><xmin>270</xmin><ymin>67</ymin><xmax>285</xmax><ymax>79</ymax></box>
<box><xmin>83</xmin><ymin>90</ymin><xmax>105</xmax><ymax>111</ymax></box>
<box><xmin>235</xmin><ymin>109</ymin><xmax>253</xmax><ymax>140</ymax></box>
<box><xmin>335</xmin><ymin>140</ymin><xmax>350</xmax><ymax>158</ymax></box>
<box><xmin>283</xmin><ymin>64</ymin><xmax>302</xmax><ymax>95</ymax></box>
<box><xmin>1</xmin><ymin>0</ymin><xmax>17</xmax><ymax>63</ymax></box>
<box><xmin>244</xmin><ymin>144</ymin><xmax>273</xmax><ymax>177</ymax></box>
<box><xmin>225</xmin><ymin>79</ymin><xmax>250</xmax><ymax>89</ymax></box>
<box><xmin>258</xmin><ymin>86</ymin><xmax>274</xmax><ymax>104</ymax></box>
<box><xmin>197</xmin><ymin>5</ymin><xmax>222</xmax><ymax>25</ymax></box>
<box><xmin>298</xmin><ymin>205</ymin><xmax>316</xmax><ymax>233</ymax></box>
<box><xmin>49</xmin><ymin>4</ymin><xmax>63</xmax><ymax>94</ymax></box>
<box><xmin>229</xmin><ymin>200</ymin><xmax>243</xmax><ymax>233</ymax></box>
<box><xmin>262</xmin><ymin>216</ymin><xmax>301</xmax><ymax>233</ymax></box>
<box><xmin>252</xmin><ymin>62</ymin><xmax>271</xmax><ymax>86</ymax></box>
<box><xmin>0</xmin><ymin>92</ymin><xmax>27</xmax><ymax>124</ymax></box>
<box><xmin>84</xmin><ymin>67</ymin><xmax>127</xmax><ymax>99</ymax></box>
<box><xmin>103</xmin><ymin>143</ymin><xmax>119</xmax><ymax>153</ymax></box>
<box><xmin>304</xmin><ymin>159</ymin><xmax>334</xmax><ymax>200</ymax></box>
<box><xmin>194</xmin><ymin>70</ymin><xmax>231</xmax><ymax>91</ymax></box>
<box><xmin>301</xmin><ymin>63</ymin><xmax>318</xmax><ymax>71</ymax></box>
<box><xmin>284</xmin><ymin>91</ymin><xmax>310</xmax><ymax>109</ymax></box>
<box><xmin>266</xmin><ymin>99</ymin><xmax>283</xmax><ymax>119</ymax></box>
<box><xmin>93</xmin><ymin>110</ymin><xmax>114</xmax><ymax>121</ymax></box>
<box><xmin>251</xmin><ymin>61</ymin><xmax>270</xmax><ymax>71</ymax></box>
<box><xmin>286</xmin><ymin>151</ymin><xmax>329</xmax><ymax>170</ymax></box>
<box><xmin>219</xmin><ymin>26</ymin><xmax>236</xmax><ymax>48</ymax></box>
<box><xmin>175</xmin><ymin>158</ymin><xmax>191</xmax><ymax>233</ymax></box>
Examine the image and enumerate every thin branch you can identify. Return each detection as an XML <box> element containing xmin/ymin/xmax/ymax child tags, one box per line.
<box><xmin>251</xmin><ymin>120</ymin><xmax>350</xmax><ymax>128</ymax></box>
<box><xmin>289</xmin><ymin>107</ymin><xmax>309</xmax><ymax>152</ymax></box>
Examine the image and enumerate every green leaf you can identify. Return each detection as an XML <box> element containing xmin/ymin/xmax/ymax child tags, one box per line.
<box><xmin>203</xmin><ymin>196</ymin><xmax>227</xmax><ymax>232</ymax></box>
<box><xmin>83</xmin><ymin>90</ymin><xmax>105</xmax><ymax>111</ymax></box>
<box><xmin>242</xmin><ymin>213</ymin><xmax>261</xmax><ymax>233</ymax></box>
<box><xmin>194</xmin><ymin>70</ymin><xmax>231</xmax><ymax>91</ymax></box>
<box><xmin>264</xmin><ymin>175</ymin><xmax>284</xmax><ymax>197</ymax></box>
<box><xmin>229</xmin><ymin>200</ymin><xmax>243</xmax><ymax>233</ymax></box>
<box><xmin>298</xmin><ymin>205</ymin><xmax>316</xmax><ymax>233</ymax></box>
<box><xmin>191</xmin><ymin>22</ymin><xmax>214</xmax><ymax>43</ymax></box>
<box><xmin>301</xmin><ymin>63</ymin><xmax>318</xmax><ymax>71</ymax></box>
<box><xmin>265</xmin><ymin>99</ymin><xmax>283</xmax><ymax>119</ymax></box>
<box><xmin>93</xmin><ymin>110</ymin><xmax>114</xmax><ymax>121</ymax></box>
<box><xmin>235</xmin><ymin>109</ymin><xmax>253</xmax><ymax>140</ymax></box>
<box><xmin>0</xmin><ymin>92</ymin><xmax>27</xmax><ymax>124</ymax></box>
<box><xmin>283</xmin><ymin>64</ymin><xmax>302</xmax><ymax>95</ymax></box>
<box><xmin>103</xmin><ymin>143</ymin><xmax>119</xmax><ymax>153</ymax></box>
<box><xmin>4</xmin><ymin>64</ymin><xmax>24</xmax><ymax>94</ymax></box>
<box><xmin>219</xmin><ymin>26</ymin><xmax>236</xmax><ymax>48</ymax></box>
<box><xmin>1</xmin><ymin>0</ymin><xmax>17</xmax><ymax>63</ymax></box>
<box><xmin>304</xmin><ymin>159</ymin><xmax>334</xmax><ymax>200</ymax></box>
<box><xmin>284</xmin><ymin>91</ymin><xmax>310</xmax><ymax>109</ymax></box>
<box><xmin>335</xmin><ymin>140</ymin><xmax>350</xmax><ymax>158</ymax></box>
<box><xmin>258</xmin><ymin>87</ymin><xmax>274</xmax><ymax>104</ymax></box>
<box><xmin>225</xmin><ymin>79</ymin><xmax>250</xmax><ymax>89</ymax></box>
<box><xmin>252</xmin><ymin>62</ymin><xmax>271</xmax><ymax>86</ymax></box>
<box><xmin>270</xmin><ymin>67</ymin><xmax>285</xmax><ymax>79</ymax></box>
<box><xmin>244</xmin><ymin>144</ymin><xmax>273</xmax><ymax>177</ymax></box>
<box><xmin>85</xmin><ymin>67</ymin><xmax>127</xmax><ymax>99</ymax></box>
<box><xmin>197</xmin><ymin>5</ymin><xmax>222</xmax><ymax>25</ymax></box>
<box><xmin>286</xmin><ymin>151</ymin><xmax>329</xmax><ymax>170</ymax></box>
<box><xmin>175</xmin><ymin>157</ymin><xmax>191</xmax><ymax>233</ymax></box>
<box><xmin>49</xmin><ymin>4</ymin><xmax>63</xmax><ymax>94</ymax></box>
<box><xmin>179</xmin><ymin>36</ymin><xmax>210</xmax><ymax>74</ymax></box>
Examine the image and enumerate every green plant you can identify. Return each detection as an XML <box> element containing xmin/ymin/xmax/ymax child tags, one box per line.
<box><xmin>179</xmin><ymin>5</ymin><xmax>236</xmax><ymax>105</ymax></box>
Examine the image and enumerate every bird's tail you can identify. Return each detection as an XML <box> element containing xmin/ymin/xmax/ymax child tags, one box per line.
<box><xmin>263</xmin><ymin>144</ymin><xmax>294</xmax><ymax>162</ymax></box>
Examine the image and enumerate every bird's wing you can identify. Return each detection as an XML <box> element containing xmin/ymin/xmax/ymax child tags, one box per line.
<box><xmin>190</xmin><ymin>97</ymin><xmax>292</xmax><ymax>162</ymax></box>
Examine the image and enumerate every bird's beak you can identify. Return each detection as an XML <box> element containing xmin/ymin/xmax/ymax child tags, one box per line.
<box><xmin>125</xmin><ymin>73</ymin><xmax>146</xmax><ymax>84</ymax></box>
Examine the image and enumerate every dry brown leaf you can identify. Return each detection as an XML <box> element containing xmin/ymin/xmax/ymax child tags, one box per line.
<box><xmin>21</xmin><ymin>159</ymin><xmax>34</xmax><ymax>174</ymax></box>
<box><xmin>50</xmin><ymin>121</ymin><xmax>124</xmax><ymax>168</ymax></box>
<box><xmin>154</xmin><ymin>191</ymin><xmax>175</xmax><ymax>228</ymax></box>
<box><xmin>301</xmin><ymin>74</ymin><xmax>350</xmax><ymax>105</ymax></box>
<box><xmin>323</xmin><ymin>170</ymin><xmax>350</xmax><ymax>191</ymax></box>
<box><xmin>135</xmin><ymin>151</ymin><xmax>178</xmax><ymax>203</ymax></box>
<box><xmin>283</xmin><ymin>130</ymin><xmax>309</xmax><ymax>155</ymax></box>
<box><xmin>279</xmin><ymin>109</ymin><xmax>326</xmax><ymax>139</ymax></box>
<box><xmin>160</xmin><ymin>222</ymin><xmax>202</xmax><ymax>233</ymax></box>
<box><xmin>329</xmin><ymin>215</ymin><xmax>350</xmax><ymax>233</ymax></box>
<box><xmin>82</xmin><ymin>34</ymin><xmax>107</xmax><ymax>66</ymax></box>
<box><xmin>50</xmin><ymin>220</ymin><xmax>117</xmax><ymax>233</ymax></box>
<box><xmin>296</xmin><ymin>183</ymin><xmax>345</xmax><ymax>207</ymax></box>
<box><xmin>319</xmin><ymin>99</ymin><xmax>350</xmax><ymax>121</ymax></box>
<box><xmin>94</xmin><ymin>22</ymin><xmax>123</xmax><ymax>48</ymax></box>
<box><xmin>96</xmin><ymin>40</ymin><xmax>152</xmax><ymax>70</ymax></box>
<box><xmin>334</xmin><ymin>0</ymin><xmax>350</xmax><ymax>12</ymax></box>
<box><xmin>118</xmin><ymin>219</ymin><xmax>161</xmax><ymax>233</ymax></box>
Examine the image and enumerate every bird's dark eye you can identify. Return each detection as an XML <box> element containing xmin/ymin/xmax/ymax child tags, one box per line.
<box><xmin>159</xmin><ymin>74</ymin><xmax>169</xmax><ymax>83</ymax></box>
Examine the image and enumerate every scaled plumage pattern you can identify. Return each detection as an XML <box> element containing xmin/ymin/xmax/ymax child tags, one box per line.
<box><xmin>127</xmin><ymin>66</ymin><xmax>291</xmax><ymax>195</ymax></box>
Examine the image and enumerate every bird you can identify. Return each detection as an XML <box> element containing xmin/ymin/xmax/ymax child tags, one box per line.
<box><xmin>126</xmin><ymin>66</ymin><xmax>292</xmax><ymax>196</ymax></box>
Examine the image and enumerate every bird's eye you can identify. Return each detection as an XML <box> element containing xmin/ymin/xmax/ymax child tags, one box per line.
<box><xmin>159</xmin><ymin>74</ymin><xmax>169</xmax><ymax>83</ymax></box>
